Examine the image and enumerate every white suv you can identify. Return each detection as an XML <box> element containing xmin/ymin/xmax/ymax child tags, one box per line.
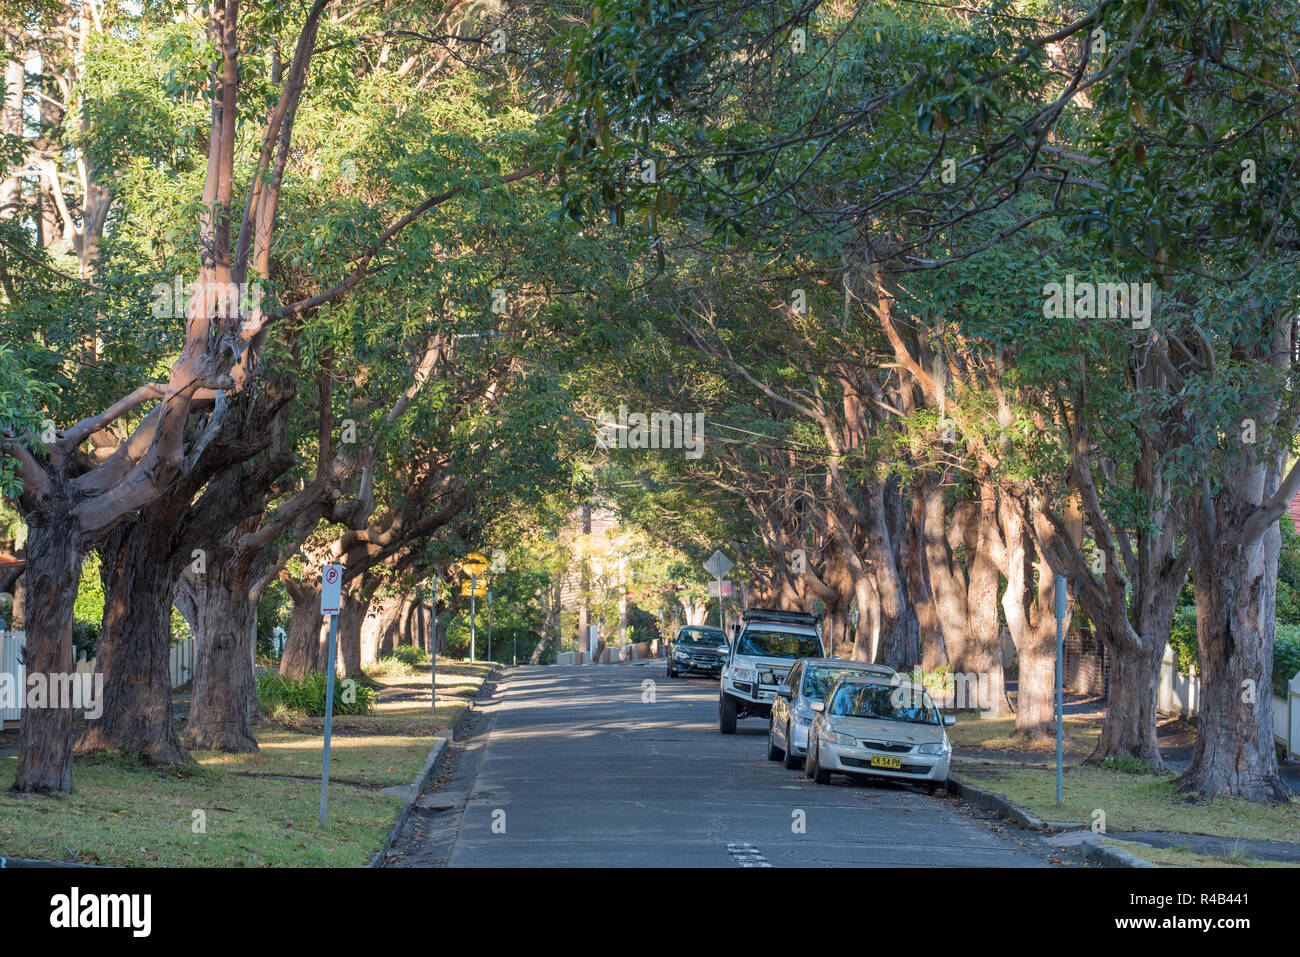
<box><xmin>719</xmin><ymin>609</ymin><xmax>825</xmax><ymax>734</ymax></box>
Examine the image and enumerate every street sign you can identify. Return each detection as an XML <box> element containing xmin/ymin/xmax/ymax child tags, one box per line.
<box><xmin>709</xmin><ymin>580</ymin><xmax>734</xmax><ymax>598</ymax></box>
<box><xmin>321</xmin><ymin>564</ymin><xmax>342</xmax><ymax>615</ymax></box>
<box><xmin>703</xmin><ymin>550</ymin><xmax>734</xmax><ymax>579</ymax></box>
<box><xmin>460</xmin><ymin>581</ymin><xmax>487</xmax><ymax>597</ymax></box>
<box><xmin>461</xmin><ymin>552</ymin><xmax>491</xmax><ymax>576</ymax></box>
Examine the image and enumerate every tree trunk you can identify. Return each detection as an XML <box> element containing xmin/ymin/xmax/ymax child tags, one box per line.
<box><xmin>1089</xmin><ymin>629</ymin><xmax>1165</xmax><ymax>770</ymax></box>
<box><xmin>923</xmin><ymin>478</ymin><xmax>969</xmax><ymax>668</ymax></box>
<box><xmin>1182</xmin><ymin>520</ymin><xmax>1290</xmax><ymax>802</ymax></box>
<box><xmin>175</xmin><ymin>565</ymin><xmax>261</xmax><ymax>752</ymax></box>
<box><xmin>964</xmin><ymin>489</ymin><xmax>1006</xmax><ymax>716</ymax></box>
<box><xmin>75</xmin><ymin>514</ymin><xmax>190</xmax><ymax>765</ymax></box>
<box><xmin>281</xmin><ymin>580</ymin><xmax>326</xmax><ymax>679</ymax></box>
<box><xmin>12</xmin><ymin>516</ymin><xmax>81</xmax><ymax>793</ymax></box>
<box><xmin>908</xmin><ymin>483</ymin><xmax>947</xmax><ymax>670</ymax></box>
<box><xmin>336</xmin><ymin>592</ymin><xmax>370</xmax><ymax>676</ymax></box>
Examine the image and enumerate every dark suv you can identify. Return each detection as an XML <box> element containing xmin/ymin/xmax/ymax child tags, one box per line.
<box><xmin>666</xmin><ymin>625</ymin><xmax>729</xmax><ymax>677</ymax></box>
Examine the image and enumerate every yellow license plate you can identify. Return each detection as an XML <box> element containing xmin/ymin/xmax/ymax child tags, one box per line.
<box><xmin>870</xmin><ymin>755</ymin><xmax>902</xmax><ymax>770</ymax></box>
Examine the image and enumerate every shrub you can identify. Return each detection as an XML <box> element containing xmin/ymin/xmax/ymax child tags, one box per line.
<box><xmin>389</xmin><ymin>644</ymin><xmax>430</xmax><ymax>666</ymax></box>
<box><xmin>1274</xmin><ymin>626</ymin><xmax>1300</xmax><ymax>699</ymax></box>
<box><xmin>1167</xmin><ymin>605</ymin><xmax>1198</xmax><ymax>675</ymax></box>
<box><xmin>255</xmin><ymin>671</ymin><xmax>377</xmax><ymax>717</ymax></box>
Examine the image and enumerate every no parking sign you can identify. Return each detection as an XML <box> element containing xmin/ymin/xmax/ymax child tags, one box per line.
<box><xmin>321</xmin><ymin>564</ymin><xmax>342</xmax><ymax>615</ymax></box>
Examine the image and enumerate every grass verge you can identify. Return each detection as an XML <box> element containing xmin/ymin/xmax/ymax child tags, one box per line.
<box><xmin>0</xmin><ymin>656</ymin><xmax>496</xmax><ymax>866</ymax></box>
<box><xmin>1102</xmin><ymin>838</ymin><xmax>1300</xmax><ymax>869</ymax></box>
<box><xmin>955</xmin><ymin>763</ymin><xmax>1300</xmax><ymax>843</ymax></box>
<box><xmin>947</xmin><ymin>715</ymin><xmax>1099</xmax><ymax>756</ymax></box>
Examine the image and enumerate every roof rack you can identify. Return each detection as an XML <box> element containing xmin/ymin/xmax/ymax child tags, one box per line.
<box><xmin>741</xmin><ymin>607</ymin><xmax>821</xmax><ymax>626</ymax></box>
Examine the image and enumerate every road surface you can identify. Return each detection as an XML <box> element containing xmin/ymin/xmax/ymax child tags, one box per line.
<box><xmin>387</xmin><ymin>663</ymin><xmax>1069</xmax><ymax>867</ymax></box>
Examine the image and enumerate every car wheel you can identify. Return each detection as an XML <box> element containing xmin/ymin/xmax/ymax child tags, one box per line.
<box><xmin>666</xmin><ymin>661</ymin><xmax>675</xmax><ymax>678</ymax></box>
<box><xmin>926</xmin><ymin>782</ymin><xmax>937</xmax><ymax>796</ymax></box>
<box><xmin>783</xmin><ymin>723</ymin><xmax>801</xmax><ymax>770</ymax></box>
<box><xmin>766</xmin><ymin>717</ymin><xmax>783</xmax><ymax>761</ymax></box>
<box><xmin>811</xmin><ymin>741</ymin><xmax>831</xmax><ymax>785</ymax></box>
<box><xmin>719</xmin><ymin>693</ymin><xmax>738</xmax><ymax>734</ymax></box>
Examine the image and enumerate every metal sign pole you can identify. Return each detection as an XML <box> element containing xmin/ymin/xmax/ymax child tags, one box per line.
<box><xmin>470</xmin><ymin>571</ymin><xmax>477</xmax><ymax>664</ymax></box>
<box><xmin>320</xmin><ymin>610</ymin><xmax>339</xmax><ymax>826</ymax></box>
<box><xmin>487</xmin><ymin>588</ymin><xmax>493</xmax><ymax>663</ymax></box>
<box><xmin>1054</xmin><ymin>574</ymin><xmax>1067</xmax><ymax>806</ymax></box>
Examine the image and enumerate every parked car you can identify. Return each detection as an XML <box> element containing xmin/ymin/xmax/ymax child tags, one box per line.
<box><xmin>666</xmin><ymin>625</ymin><xmax>729</xmax><ymax>678</ymax></box>
<box><xmin>767</xmin><ymin>658</ymin><xmax>896</xmax><ymax>769</ymax></box>
<box><xmin>804</xmin><ymin>674</ymin><xmax>955</xmax><ymax>794</ymax></box>
<box><xmin>719</xmin><ymin>608</ymin><xmax>825</xmax><ymax>733</ymax></box>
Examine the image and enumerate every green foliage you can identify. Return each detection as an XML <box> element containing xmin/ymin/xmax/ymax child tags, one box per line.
<box><xmin>388</xmin><ymin>644</ymin><xmax>430</xmax><ymax>666</ymax></box>
<box><xmin>1277</xmin><ymin>518</ymin><xmax>1300</xmax><ymax>626</ymax></box>
<box><xmin>1273</xmin><ymin>628</ymin><xmax>1300</xmax><ymax>700</ymax></box>
<box><xmin>255</xmin><ymin>672</ymin><xmax>376</xmax><ymax>718</ymax></box>
<box><xmin>1102</xmin><ymin>755</ymin><xmax>1154</xmax><ymax>775</ymax></box>
<box><xmin>1168</xmin><ymin>605</ymin><xmax>1199</xmax><ymax>676</ymax></box>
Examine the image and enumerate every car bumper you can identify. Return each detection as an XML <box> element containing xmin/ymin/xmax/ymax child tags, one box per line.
<box><xmin>723</xmin><ymin>680</ymin><xmax>776</xmax><ymax>714</ymax></box>
<box><xmin>673</xmin><ymin>658</ymin><xmax>724</xmax><ymax>675</ymax></box>
<box><xmin>820</xmin><ymin>742</ymin><xmax>951</xmax><ymax>782</ymax></box>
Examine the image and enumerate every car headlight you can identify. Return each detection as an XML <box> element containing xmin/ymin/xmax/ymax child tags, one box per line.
<box><xmin>917</xmin><ymin>739</ymin><xmax>951</xmax><ymax>755</ymax></box>
<box><xmin>820</xmin><ymin>730</ymin><xmax>858</xmax><ymax>746</ymax></box>
<box><xmin>792</xmin><ymin>707</ymin><xmax>814</xmax><ymax>726</ymax></box>
<box><xmin>674</xmin><ymin>651</ymin><xmax>689</xmax><ymax>661</ymax></box>
<box><xmin>731</xmin><ymin>666</ymin><xmax>755</xmax><ymax>682</ymax></box>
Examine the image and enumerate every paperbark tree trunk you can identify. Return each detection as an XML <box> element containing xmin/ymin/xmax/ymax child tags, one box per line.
<box><xmin>964</xmin><ymin>488</ymin><xmax>1006</xmax><ymax>716</ymax></box>
<box><xmin>175</xmin><ymin>564</ymin><xmax>262</xmax><ymax>752</ymax></box>
<box><xmin>282</xmin><ymin>580</ymin><xmax>327</xmax><ymax>679</ymax></box>
<box><xmin>75</xmin><ymin>511</ymin><xmax>190</xmax><ymax>765</ymax></box>
<box><xmin>1182</xmin><ymin>519</ymin><xmax>1290</xmax><ymax>802</ymax></box>
<box><xmin>1090</xmin><ymin>628</ymin><xmax>1165</xmax><ymax>768</ymax></box>
<box><xmin>907</xmin><ymin>483</ymin><xmax>947</xmax><ymax>670</ymax></box>
<box><xmin>11</xmin><ymin>515</ymin><xmax>80</xmax><ymax>793</ymax></box>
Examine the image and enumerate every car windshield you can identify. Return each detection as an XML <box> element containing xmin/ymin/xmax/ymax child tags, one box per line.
<box><xmin>738</xmin><ymin>628</ymin><xmax>822</xmax><ymax>659</ymax></box>
<box><xmin>678</xmin><ymin>629</ymin><xmax>726</xmax><ymax>647</ymax></box>
<box><xmin>828</xmin><ymin>682</ymin><xmax>940</xmax><ymax>725</ymax></box>
<box><xmin>802</xmin><ymin>666</ymin><xmax>876</xmax><ymax>700</ymax></box>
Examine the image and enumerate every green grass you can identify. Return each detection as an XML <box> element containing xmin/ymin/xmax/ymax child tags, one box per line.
<box><xmin>0</xmin><ymin>750</ymin><xmax>403</xmax><ymax>867</ymax></box>
<box><xmin>958</xmin><ymin>763</ymin><xmax>1300</xmax><ymax>843</ymax></box>
<box><xmin>1102</xmin><ymin>838</ymin><xmax>1300</xmax><ymax>869</ymax></box>
<box><xmin>0</xmin><ymin>656</ymin><xmax>498</xmax><ymax>866</ymax></box>
<box><xmin>195</xmin><ymin>729</ymin><xmax>442</xmax><ymax>787</ymax></box>
<box><xmin>946</xmin><ymin>714</ymin><xmax>1099</xmax><ymax>756</ymax></box>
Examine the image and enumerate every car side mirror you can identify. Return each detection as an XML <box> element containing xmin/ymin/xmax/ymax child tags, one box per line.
<box><xmin>943</xmin><ymin>715</ymin><xmax>956</xmax><ymax>727</ymax></box>
<box><xmin>775</xmin><ymin>684</ymin><xmax>792</xmax><ymax>698</ymax></box>
<box><xmin>811</xmin><ymin>701</ymin><xmax>824</xmax><ymax>713</ymax></box>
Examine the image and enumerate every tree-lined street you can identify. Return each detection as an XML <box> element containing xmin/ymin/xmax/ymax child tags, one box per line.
<box><xmin>389</xmin><ymin>666</ymin><xmax>1056</xmax><ymax>868</ymax></box>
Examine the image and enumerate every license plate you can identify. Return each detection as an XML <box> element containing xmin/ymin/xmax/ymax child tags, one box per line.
<box><xmin>870</xmin><ymin>755</ymin><xmax>902</xmax><ymax>770</ymax></box>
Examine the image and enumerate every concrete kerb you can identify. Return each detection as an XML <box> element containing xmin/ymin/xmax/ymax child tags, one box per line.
<box><xmin>946</xmin><ymin>775</ymin><xmax>1047</xmax><ymax>830</ymax></box>
<box><xmin>1081</xmin><ymin>837</ymin><xmax>1158</xmax><ymax>868</ymax></box>
<box><xmin>366</xmin><ymin>665</ymin><xmax>503</xmax><ymax>868</ymax></box>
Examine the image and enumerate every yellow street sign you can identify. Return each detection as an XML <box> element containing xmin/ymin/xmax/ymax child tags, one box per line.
<box><xmin>461</xmin><ymin>552</ymin><xmax>491</xmax><ymax>576</ymax></box>
<box><xmin>460</xmin><ymin>581</ymin><xmax>487</xmax><ymax>597</ymax></box>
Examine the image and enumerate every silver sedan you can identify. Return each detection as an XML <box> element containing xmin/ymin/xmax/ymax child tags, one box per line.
<box><xmin>767</xmin><ymin>658</ymin><xmax>896</xmax><ymax>770</ymax></box>
<box><xmin>804</xmin><ymin>675</ymin><xmax>955</xmax><ymax>794</ymax></box>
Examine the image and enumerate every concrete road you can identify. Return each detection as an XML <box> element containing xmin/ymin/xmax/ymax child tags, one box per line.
<box><xmin>388</xmin><ymin>663</ymin><xmax>1067</xmax><ymax>867</ymax></box>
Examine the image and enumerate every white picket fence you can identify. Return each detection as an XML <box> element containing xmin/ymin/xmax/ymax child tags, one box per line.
<box><xmin>0</xmin><ymin>630</ymin><xmax>194</xmax><ymax>722</ymax></box>
<box><xmin>1159</xmin><ymin>643</ymin><xmax>1300</xmax><ymax>761</ymax></box>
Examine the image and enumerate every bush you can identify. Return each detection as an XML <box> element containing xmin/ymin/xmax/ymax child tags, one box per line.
<box><xmin>1274</xmin><ymin>626</ymin><xmax>1300</xmax><ymax>699</ymax></box>
<box><xmin>1167</xmin><ymin>605</ymin><xmax>1198</xmax><ymax>675</ymax></box>
<box><xmin>388</xmin><ymin>644</ymin><xmax>430</xmax><ymax>666</ymax></box>
<box><xmin>255</xmin><ymin>671</ymin><xmax>377</xmax><ymax>717</ymax></box>
<box><xmin>71</xmin><ymin>620</ymin><xmax>99</xmax><ymax>661</ymax></box>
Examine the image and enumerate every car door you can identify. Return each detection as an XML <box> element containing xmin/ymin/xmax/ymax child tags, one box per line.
<box><xmin>775</xmin><ymin>661</ymin><xmax>800</xmax><ymax>742</ymax></box>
